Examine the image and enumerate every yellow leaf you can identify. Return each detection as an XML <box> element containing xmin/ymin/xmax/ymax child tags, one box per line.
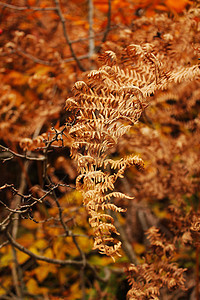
<box><xmin>34</xmin><ymin>265</ymin><xmax>50</xmax><ymax>282</ymax></box>
<box><xmin>68</xmin><ymin>282</ymin><xmax>82</xmax><ymax>299</ymax></box>
<box><xmin>89</xmin><ymin>255</ymin><xmax>113</xmax><ymax>266</ymax></box>
<box><xmin>27</xmin><ymin>65</ymin><xmax>52</xmax><ymax>76</ymax></box>
<box><xmin>26</xmin><ymin>278</ymin><xmax>48</xmax><ymax>295</ymax></box>
<box><xmin>133</xmin><ymin>243</ymin><xmax>146</xmax><ymax>255</ymax></box>
<box><xmin>63</xmin><ymin>237</ymin><xmax>79</xmax><ymax>257</ymax></box>
<box><xmin>0</xmin><ymin>252</ymin><xmax>12</xmax><ymax>268</ymax></box>
<box><xmin>0</xmin><ymin>276</ymin><xmax>12</xmax><ymax>295</ymax></box>
<box><xmin>26</xmin><ymin>278</ymin><xmax>38</xmax><ymax>294</ymax></box>
<box><xmin>29</xmin><ymin>246</ymin><xmax>40</xmax><ymax>256</ymax></box>
<box><xmin>0</xmin><ymin>288</ymin><xmax>5</xmax><ymax>296</ymax></box>
<box><xmin>44</xmin><ymin>248</ymin><xmax>54</xmax><ymax>259</ymax></box>
<box><xmin>61</xmin><ymin>190</ymin><xmax>82</xmax><ymax>206</ymax></box>
<box><xmin>153</xmin><ymin>206</ymin><xmax>167</xmax><ymax>218</ymax></box>
<box><xmin>34</xmin><ymin>239</ymin><xmax>48</xmax><ymax>250</ymax></box>
<box><xmin>58</xmin><ymin>269</ymin><xmax>67</xmax><ymax>285</ymax></box>
<box><xmin>53</xmin><ymin>238</ymin><xmax>66</xmax><ymax>259</ymax></box>
<box><xmin>16</xmin><ymin>249</ymin><xmax>29</xmax><ymax>264</ymax></box>
<box><xmin>75</xmin><ymin>236</ymin><xmax>92</xmax><ymax>254</ymax></box>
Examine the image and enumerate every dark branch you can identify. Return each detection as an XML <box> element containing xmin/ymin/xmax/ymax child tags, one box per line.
<box><xmin>6</xmin><ymin>231</ymin><xmax>108</xmax><ymax>282</ymax></box>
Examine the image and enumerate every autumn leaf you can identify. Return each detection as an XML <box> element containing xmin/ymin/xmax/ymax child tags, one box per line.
<box><xmin>165</xmin><ymin>0</ymin><xmax>191</xmax><ymax>12</ymax></box>
<box><xmin>16</xmin><ymin>249</ymin><xmax>30</xmax><ymax>264</ymax></box>
<box><xmin>34</xmin><ymin>264</ymin><xmax>57</xmax><ymax>282</ymax></box>
<box><xmin>26</xmin><ymin>278</ymin><xmax>48</xmax><ymax>295</ymax></box>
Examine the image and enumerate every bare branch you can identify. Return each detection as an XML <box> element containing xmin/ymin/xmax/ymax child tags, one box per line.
<box><xmin>0</xmin><ymin>240</ymin><xmax>9</xmax><ymax>249</ymax></box>
<box><xmin>0</xmin><ymin>212</ymin><xmax>13</xmax><ymax>231</ymax></box>
<box><xmin>0</xmin><ymin>2</ymin><xmax>57</xmax><ymax>11</ymax></box>
<box><xmin>14</xmin><ymin>47</ymin><xmax>53</xmax><ymax>66</ymax></box>
<box><xmin>11</xmin><ymin>246</ymin><xmax>23</xmax><ymax>298</ymax></box>
<box><xmin>46</xmin><ymin>176</ymin><xmax>86</xmax><ymax>265</ymax></box>
<box><xmin>6</xmin><ymin>230</ymin><xmax>109</xmax><ymax>283</ymax></box>
<box><xmin>54</xmin><ymin>0</ymin><xmax>86</xmax><ymax>71</ymax></box>
<box><xmin>6</xmin><ymin>230</ymin><xmax>85</xmax><ymax>266</ymax></box>
<box><xmin>88</xmin><ymin>0</ymin><xmax>95</xmax><ymax>58</ymax></box>
<box><xmin>0</xmin><ymin>145</ymin><xmax>45</xmax><ymax>161</ymax></box>
<box><xmin>0</xmin><ymin>200</ymin><xmax>30</xmax><ymax>213</ymax></box>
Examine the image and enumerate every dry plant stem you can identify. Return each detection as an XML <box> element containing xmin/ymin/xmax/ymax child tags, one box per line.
<box><xmin>54</xmin><ymin>0</ymin><xmax>86</xmax><ymax>71</ymax></box>
<box><xmin>88</xmin><ymin>0</ymin><xmax>95</xmax><ymax>58</ymax></box>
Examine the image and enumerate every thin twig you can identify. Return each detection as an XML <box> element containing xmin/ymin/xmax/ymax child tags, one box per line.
<box><xmin>6</xmin><ymin>229</ymin><xmax>109</xmax><ymax>282</ymax></box>
<box><xmin>46</xmin><ymin>177</ymin><xmax>86</xmax><ymax>266</ymax></box>
<box><xmin>0</xmin><ymin>49</ymin><xmax>90</xmax><ymax>66</ymax></box>
<box><xmin>15</xmin><ymin>47</ymin><xmax>53</xmax><ymax>66</ymax></box>
<box><xmin>0</xmin><ymin>2</ymin><xmax>57</xmax><ymax>11</ymax></box>
<box><xmin>54</xmin><ymin>0</ymin><xmax>86</xmax><ymax>71</ymax></box>
<box><xmin>0</xmin><ymin>240</ymin><xmax>9</xmax><ymax>249</ymax></box>
<box><xmin>0</xmin><ymin>212</ymin><xmax>13</xmax><ymax>231</ymax></box>
<box><xmin>6</xmin><ymin>231</ymin><xmax>85</xmax><ymax>265</ymax></box>
<box><xmin>0</xmin><ymin>145</ymin><xmax>45</xmax><ymax>161</ymax></box>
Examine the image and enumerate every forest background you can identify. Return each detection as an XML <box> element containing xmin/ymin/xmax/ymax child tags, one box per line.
<box><xmin>0</xmin><ymin>0</ymin><xmax>200</xmax><ymax>299</ymax></box>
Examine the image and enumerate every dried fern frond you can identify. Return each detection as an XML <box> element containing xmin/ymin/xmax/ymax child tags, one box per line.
<box><xmin>126</xmin><ymin>227</ymin><xmax>187</xmax><ymax>300</ymax></box>
<box><xmin>66</xmin><ymin>48</ymin><xmax>149</xmax><ymax>258</ymax></box>
<box><xmin>66</xmin><ymin>27</ymin><xmax>200</xmax><ymax>258</ymax></box>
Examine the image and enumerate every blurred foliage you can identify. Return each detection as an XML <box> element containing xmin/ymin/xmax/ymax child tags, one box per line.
<box><xmin>0</xmin><ymin>0</ymin><xmax>199</xmax><ymax>299</ymax></box>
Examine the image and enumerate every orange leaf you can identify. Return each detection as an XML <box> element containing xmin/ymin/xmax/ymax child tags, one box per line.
<box><xmin>17</xmin><ymin>233</ymin><xmax>34</xmax><ymax>248</ymax></box>
<box><xmin>6</xmin><ymin>71</ymin><xmax>28</xmax><ymax>86</ymax></box>
<box><xmin>165</xmin><ymin>0</ymin><xmax>191</xmax><ymax>13</ymax></box>
<box><xmin>21</xmin><ymin>219</ymin><xmax>38</xmax><ymax>230</ymax></box>
<box><xmin>28</xmin><ymin>0</ymin><xmax>36</xmax><ymax>5</ymax></box>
